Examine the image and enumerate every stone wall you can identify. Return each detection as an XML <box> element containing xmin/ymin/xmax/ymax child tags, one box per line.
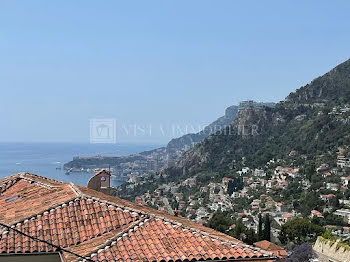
<box><xmin>313</xmin><ymin>237</ymin><xmax>350</xmax><ymax>262</ymax></box>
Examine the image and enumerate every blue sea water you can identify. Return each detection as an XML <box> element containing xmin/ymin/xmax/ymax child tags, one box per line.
<box><xmin>0</xmin><ymin>142</ymin><xmax>161</xmax><ymax>186</ymax></box>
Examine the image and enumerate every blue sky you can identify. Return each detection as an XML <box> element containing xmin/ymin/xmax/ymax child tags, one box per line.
<box><xmin>1</xmin><ymin>0</ymin><xmax>350</xmax><ymax>143</ymax></box>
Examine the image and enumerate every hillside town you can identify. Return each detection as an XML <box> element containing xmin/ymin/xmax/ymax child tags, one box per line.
<box><xmin>119</xmin><ymin>148</ymin><xmax>350</xmax><ymax>247</ymax></box>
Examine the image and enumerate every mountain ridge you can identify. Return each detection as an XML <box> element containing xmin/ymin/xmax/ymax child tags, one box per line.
<box><xmin>164</xmin><ymin>57</ymin><xmax>350</xmax><ymax>178</ymax></box>
<box><xmin>285</xmin><ymin>58</ymin><xmax>350</xmax><ymax>104</ymax></box>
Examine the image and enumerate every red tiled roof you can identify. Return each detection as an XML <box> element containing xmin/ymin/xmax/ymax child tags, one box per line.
<box><xmin>311</xmin><ymin>210</ymin><xmax>323</xmax><ymax>218</ymax></box>
<box><xmin>76</xmin><ymin>186</ymin><xmax>244</xmax><ymax>243</ymax></box>
<box><xmin>253</xmin><ymin>240</ymin><xmax>287</xmax><ymax>258</ymax></box>
<box><xmin>253</xmin><ymin>240</ymin><xmax>280</xmax><ymax>250</ymax></box>
<box><xmin>0</xmin><ymin>173</ymin><xmax>276</xmax><ymax>262</ymax></box>
<box><xmin>0</xmin><ymin>198</ymin><xmax>140</xmax><ymax>253</ymax></box>
<box><xmin>94</xmin><ymin>169</ymin><xmax>110</xmax><ymax>177</ymax></box>
<box><xmin>0</xmin><ymin>174</ymin><xmax>78</xmax><ymax>225</ymax></box>
<box><xmin>271</xmin><ymin>250</ymin><xmax>287</xmax><ymax>258</ymax></box>
<box><xmin>282</xmin><ymin>213</ymin><xmax>292</xmax><ymax>218</ymax></box>
<box><xmin>322</xmin><ymin>194</ymin><xmax>336</xmax><ymax>198</ymax></box>
<box><xmin>87</xmin><ymin>218</ymin><xmax>269</xmax><ymax>262</ymax></box>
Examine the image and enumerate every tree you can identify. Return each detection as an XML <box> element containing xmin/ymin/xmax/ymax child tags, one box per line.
<box><xmin>234</xmin><ymin>218</ymin><xmax>246</xmax><ymax>240</ymax></box>
<box><xmin>263</xmin><ymin>214</ymin><xmax>271</xmax><ymax>241</ymax></box>
<box><xmin>207</xmin><ymin>212</ymin><xmax>259</xmax><ymax>245</ymax></box>
<box><xmin>330</xmin><ymin>197</ymin><xmax>340</xmax><ymax>209</ymax></box>
<box><xmin>171</xmin><ymin>200</ymin><xmax>179</xmax><ymax>210</ymax></box>
<box><xmin>258</xmin><ymin>213</ymin><xmax>263</xmax><ymax>240</ymax></box>
<box><xmin>227</xmin><ymin>180</ymin><xmax>234</xmax><ymax>195</ymax></box>
<box><xmin>285</xmin><ymin>243</ymin><xmax>315</xmax><ymax>262</ymax></box>
<box><xmin>245</xmin><ymin>228</ymin><xmax>257</xmax><ymax>245</ymax></box>
<box><xmin>279</xmin><ymin>218</ymin><xmax>325</xmax><ymax>244</ymax></box>
<box><xmin>296</xmin><ymin>192</ymin><xmax>322</xmax><ymax>217</ymax></box>
<box><xmin>323</xmin><ymin>212</ymin><xmax>346</xmax><ymax>226</ymax></box>
<box><xmin>206</xmin><ymin>212</ymin><xmax>233</xmax><ymax>233</ymax></box>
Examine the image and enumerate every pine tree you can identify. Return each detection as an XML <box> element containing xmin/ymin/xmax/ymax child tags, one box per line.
<box><xmin>234</xmin><ymin>219</ymin><xmax>245</xmax><ymax>240</ymax></box>
<box><xmin>245</xmin><ymin>228</ymin><xmax>257</xmax><ymax>245</ymax></box>
<box><xmin>258</xmin><ymin>213</ymin><xmax>263</xmax><ymax>240</ymax></box>
<box><xmin>227</xmin><ymin>180</ymin><xmax>234</xmax><ymax>195</ymax></box>
<box><xmin>263</xmin><ymin>214</ymin><xmax>271</xmax><ymax>241</ymax></box>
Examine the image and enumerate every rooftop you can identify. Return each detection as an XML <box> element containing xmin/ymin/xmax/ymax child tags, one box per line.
<box><xmin>253</xmin><ymin>240</ymin><xmax>287</xmax><ymax>258</ymax></box>
<box><xmin>0</xmin><ymin>173</ymin><xmax>275</xmax><ymax>262</ymax></box>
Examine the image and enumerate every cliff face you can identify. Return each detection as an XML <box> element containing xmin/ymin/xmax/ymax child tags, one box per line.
<box><xmin>166</xmin><ymin>102</ymin><xmax>275</xmax><ymax>152</ymax></box>
<box><xmin>176</xmin><ymin>106</ymin><xmax>281</xmax><ymax>175</ymax></box>
<box><xmin>235</xmin><ymin>107</ymin><xmax>276</xmax><ymax>137</ymax></box>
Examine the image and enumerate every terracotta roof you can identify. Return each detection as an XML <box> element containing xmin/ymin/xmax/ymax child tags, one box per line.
<box><xmin>0</xmin><ymin>198</ymin><xmax>140</xmax><ymax>253</ymax></box>
<box><xmin>322</xmin><ymin>194</ymin><xmax>336</xmax><ymax>198</ymax></box>
<box><xmin>76</xmin><ymin>185</ymin><xmax>244</xmax><ymax>243</ymax></box>
<box><xmin>0</xmin><ymin>174</ymin><xmax>78</xmax><ymax>225</ymax></box>
<box><xmin>282</xmin><ymin>213</ymin><xmax>292</xmax><ymax>219</ymax></box>
<box><xmin>94</xmin><ymin>169</ymin><xmax>110</xmax><ymax>177</ymax></box>
<box><xmin>0</xmin><ymin>173</ymin><xmax>276</xmax><ymax>261</ymax></box>
<box><xmin>269</xmin><ymin>249</ymin><xmax>287</xmax><ymax>258</ymax></box>
<box><xmin>85</xmin><ymin>218</ymin><xmax>269</xmax><ymax>262</ymax></box>
<box><xmin>0</xmin><ymin>227</ymin><xmax>58</xmax><ymax>254</ymax></box>
<box><xmin>253</xmin><ymin>240</ymin><xmax>287</xmax><ymax>258</ymax></box>
<box><xmin>311</xmin><ymin>210</ymin><xmax>324</xmax><ymax>218</ymax></box>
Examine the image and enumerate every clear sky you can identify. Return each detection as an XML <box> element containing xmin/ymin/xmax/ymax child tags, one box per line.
<box><xmin>1</xmin><ymin>0</ymin><xmax>350</xmax><ymax>143</ymax></box>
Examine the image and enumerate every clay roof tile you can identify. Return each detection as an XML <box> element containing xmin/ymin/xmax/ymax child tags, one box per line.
<box><xmin>0</xmin><ymin>173</ymin><xmax>274</xmax><ymax>262</ymax></box>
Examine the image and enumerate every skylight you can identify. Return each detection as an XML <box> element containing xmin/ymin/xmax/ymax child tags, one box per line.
<box><xmin>5</xmin><ymin>195</ymin><xmax>19</xmax><ymax>203</ymax></box>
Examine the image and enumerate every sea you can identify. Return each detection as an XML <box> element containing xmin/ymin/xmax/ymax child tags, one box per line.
<box><xmin>0</xmin><ymin>142</ymin><xmax>162</xmax><ymax>187</ymax></box>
